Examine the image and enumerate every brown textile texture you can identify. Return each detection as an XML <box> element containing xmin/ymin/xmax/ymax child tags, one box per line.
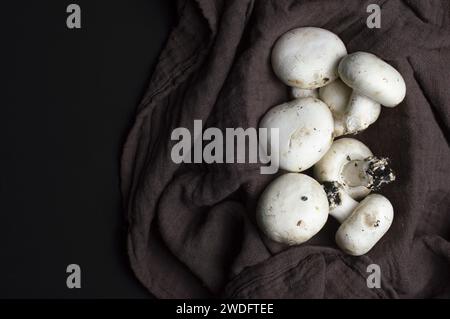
<box><xmin>121</xmin><ymin>0</ymin><xmax>450</xmax><ymax>298</ymax></box>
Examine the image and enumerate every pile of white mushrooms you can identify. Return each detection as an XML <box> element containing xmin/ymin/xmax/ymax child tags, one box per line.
<box><xmin>257</xmin><ymin>27</ymin><xmax>405</xmax><ymax>256</ymax></box>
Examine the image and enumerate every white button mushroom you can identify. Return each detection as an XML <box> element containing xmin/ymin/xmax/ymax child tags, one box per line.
<box><xmin>291</xmin><ymin>87</ymin><xmax>319</xmax><ymax>99</ymax></box>
<box><xmin>319</xmin><ymin>79</ymin><xmax>352</xmax><ymax>136</ymax></box>
<box><xmin>259</xmin><ymin>97</ymin><xmax>334</xmax><ymax>172</ymax></box>
<box><xmin>272</xmin><ymin>27</ymin><xmax>347</xmax><ymax>89</ymax></box>
<box><xmin>323</xmin><ymin>181</ymin><xmax>394</xmax><ymax>256</ymax></box>
<box><xmin>313</xmin><ymin>138</ymin><xmax>395</xmax><ymax>199</ymax></box>
<box><xmin>338</xmin><ymin>52</ymin><xmax>406</xmax><ymax>130</ymax></box>
<box><xmin>319</xmin><ymin>79</ymin><xmax>381</xmax><ymax>136</ymax></box>
<box><xmin>257</xmin><ymin>173</ymin><xmax>329</xmax><ymax>245</ymax></box>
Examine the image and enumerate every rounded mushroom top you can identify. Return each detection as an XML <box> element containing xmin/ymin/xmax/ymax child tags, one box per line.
<box><xmin>271</xmin><ymin>27</ymin><xmax>347</xmax><ymax>89</ymax></box>
<box><xmin>257</xmin><ymin>173</ymin><xmax>329</xmax><ymax>245</ymax></box>
<box><xmin>338</xmin><ymin>52</ymin><xmax>406</xmax><ymax>107</ymax></box>
<box><xmin>259</xmin><ymin>97</ymin><xmax>334</xmax><ymax>172</ymax></box>
<box><xmin>335</xmin><ymin>194</ymin><xmax>394</xmax><ymax>256</ymax></box>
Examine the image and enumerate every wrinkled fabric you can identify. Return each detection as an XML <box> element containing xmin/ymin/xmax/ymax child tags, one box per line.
<box><xmin>121</xmin><ymin>0</ymin><xmax>450</xmax><ymax>298</ymax></box>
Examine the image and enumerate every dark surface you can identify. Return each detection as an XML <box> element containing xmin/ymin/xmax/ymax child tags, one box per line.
<box><xmin>1</xmin><ymin>0</ymin><xmax>174</xmax><ymax>298</ymax></box>
<box><xmin>122</xmin><ymin>0</ymin><xmax>450</xmax><ymax>298</ymax></box>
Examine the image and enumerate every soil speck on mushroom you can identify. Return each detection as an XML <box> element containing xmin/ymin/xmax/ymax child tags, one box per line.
<box><xmin>322</xmin><ymin>181</ymin><xmax>342</xmax><ymax>208</ymax></box>
<box><xmin>366</xmin><ymin>156</ymin><xmax>396</xmax><ymax>190</ymax></box>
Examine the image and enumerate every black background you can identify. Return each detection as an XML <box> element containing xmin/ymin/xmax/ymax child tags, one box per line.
<box><xmin>1</xmin><ymin>0</ymin><xmax>174</xmax><ymax>298</ymax></box>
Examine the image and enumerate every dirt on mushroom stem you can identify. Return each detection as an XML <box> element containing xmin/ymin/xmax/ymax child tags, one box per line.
<box><xmin>341</xmin><ymin>156</ymin><xmax>396</xmax><ymax>190</ymax></box>
<box><xmin>322</xmin><ymin>181</ymin><xmax>342</xmax><ymax>209</ymax></box>
<box><xmin>365</xmin><ymin>156</ymin><xmax>396</xmax><ymax>190</ymax></box>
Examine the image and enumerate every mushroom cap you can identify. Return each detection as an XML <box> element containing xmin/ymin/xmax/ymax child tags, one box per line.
<box><xmin>313</xmin><ymin>138</ymin><xmax>373</xmax><ymax>199</ymax></box>
<box><xmin>335</xmin><ymin>194</ymin><xmax>394</xmax><ymax>256</ymax></box>
<box><xmin>271</xmin><ymin>27</ymin><xmax>347</xmax><ymax>89</ymax></box>
<box><xmin>257</xmin><ymin>173</ymin><xmax>329</xmax><ymax>245</ymax></box>
<box><xmin>338</xmin><ymin>52</ymin><xmax>406</xmax><ymax>107</ymax></box>
<box><xmin>259</xmin><ymin>97</ymin><xmax>334</xmax><ymax>172</ymax></box>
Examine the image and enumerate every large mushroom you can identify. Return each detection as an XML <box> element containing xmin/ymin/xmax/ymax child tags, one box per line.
<box><xmin>323</xmin><ymin>181</ymin><xmax>394</xmax><ymax>256</ymax></box>
<box><xmin>257</xmin><ymin>173</ymin><xmax>329</xmax><ymax>245</ymax></box>
<box><xmin>338</xmin><ymin>52</ymin><xmax>406</xmax><ymax>130</ymax></box>
<box><xmin>272</xmin><ymin>27</ymin><xmax>347</xmax><ymax>89</ymax></box>
<box><xmin>313</xmin><ymin>138</ymin><xmax>395</xmax><ymax>199</ymax></box>
<box><xmin>259</xmin><ymin>97</ymin><xmax>334</xmax><ymax>172</ymax></box>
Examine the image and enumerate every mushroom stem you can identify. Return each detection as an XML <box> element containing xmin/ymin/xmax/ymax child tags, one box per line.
<box><xmin>341</xmin><ymin>156</ymin><xmax>396</xmax><ymax>191</ymax></box>
<box><xmin>345</xmin><ymin>92</ymin><xmax>381</xmax><ymax>134</ymax></box>
<box><xmin>291</xmin><ymin>87</ymin><xmax>319</xmax><ymax>99</ymax></box>
<box><xmin>323</xmin><ymin>181</ymin><xmax>358</xmax><ymax>223</ymax></box>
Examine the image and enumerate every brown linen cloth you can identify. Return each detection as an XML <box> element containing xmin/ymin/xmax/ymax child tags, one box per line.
<box><xmin>121</xmin><ymin>0</ymin><xmax>450</xmax><ymax>298</ymax></box>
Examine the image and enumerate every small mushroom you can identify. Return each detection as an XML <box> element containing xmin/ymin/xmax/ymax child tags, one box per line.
<box><xmin>338</xmin><ymin>52</ymin><xmax>406</xmax><ymax>128</ymax></box>
<box><xmin>291</xmin><ymin>87</ymin><xmax>319</xmax><ymax>99</ymax></box>
<box><xmin>257</xmin><ymin>173</ymin><xmax>329</xmax><ymax>245</ymax></box>
<box><xmin>319</xmin><ymin>79</ymin><xmax>381</xmax><ymax>136</ymax></box>
<box><xmin>259</xmin><ymin>97</ymin><xmax>334</xmax><ymax>172</ymax></box>
<box><xmin>313</xmin><ymin>138</ymin><xmax>395</xmax><ymax>199</ymax></box>
<box><xmin>323</xmin><ymin>181</ymin><xmax>394</xmax><ymax>256</ymax></box>
<box><xmin>272</xmin><ymin>27</ymin><xmax>347</xmax><ymax>89</ymax></box>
